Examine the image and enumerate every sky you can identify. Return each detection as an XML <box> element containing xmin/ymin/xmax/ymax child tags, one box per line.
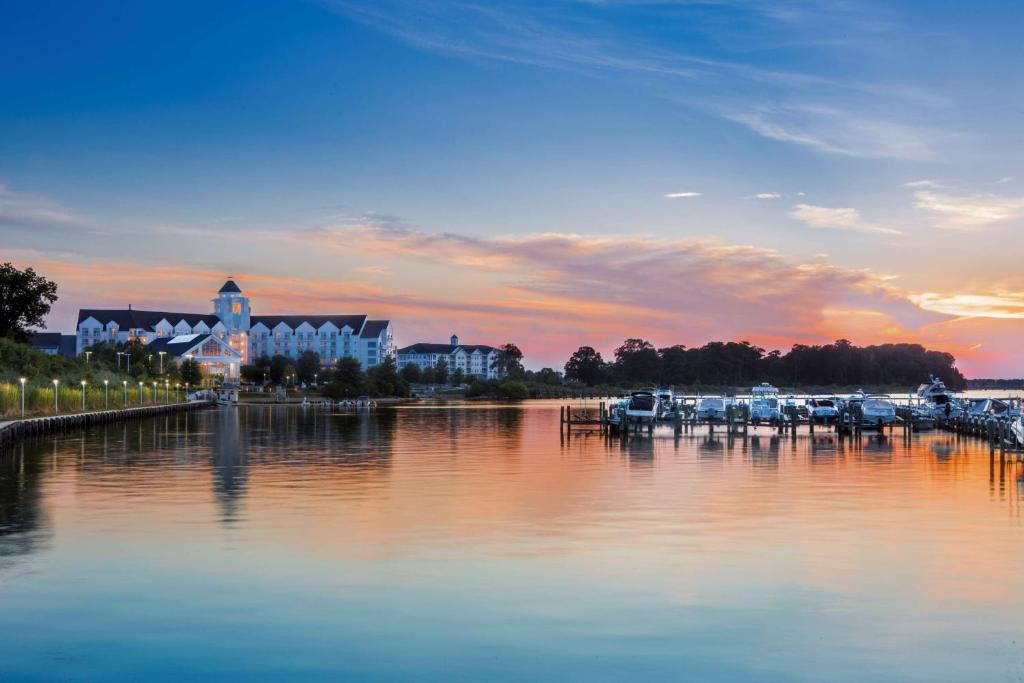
<box><xmin>1</xmin><ymin>0</ymin><xmax>1023</xmax><ymax>376</ymax></box>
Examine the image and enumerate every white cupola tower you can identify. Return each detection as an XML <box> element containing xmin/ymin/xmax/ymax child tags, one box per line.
<box><xmin>213</xmin><ymin>278</ymin><xmax>251</xmax><ymax>332</ymax></box>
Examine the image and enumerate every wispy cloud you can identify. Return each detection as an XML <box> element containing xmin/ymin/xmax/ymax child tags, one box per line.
<box><xmin>789</xmin><ymin>203</ymin><xmax>902</xmax><ymax>235</ymax></box>
<box><xmin>0</xmin><ymin>185</ymin><xmax>93</xmax><ymax>232</ymax></box>
<box><xmin>322</xmin><ymin>0</ymin><xmax>946</xmax><ymax>160</ymax></box>
<box><xmin>903</xmin><ymin>179</ymin><xmax>941</xmax><ymax>189</ymax></box>
<box><xmin>909</xmin><ymin>292</ymin><xmax>1024</xmax><ymax>319</ymax></box>
<box><xmin>664</xmin><ymin>191</ymin><xmax>701</xmax><ymax>199</ymax></box>
<box><xmin>752</xmin><ymin>192</ymin><xmax>781</xmax><ymax>200</ymax></box>
<box><xmin>912</xmin><ymin>190</ymin><xmax>1024</xmax><ymax>230</ymax></box>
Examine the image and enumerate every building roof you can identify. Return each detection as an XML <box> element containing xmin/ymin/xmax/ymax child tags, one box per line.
<box><xmin>146</xmin><ymin>333</ymin><xmax>239</xmax><ymax>358</ymax></box>
<box><xmin>77</xmin><ymin>309</ymin><xmax>220</xmax><ymax>330</ymax></box>
<box><xmin>59</xmin><ymin>335</ymin><xmax>77</xmax><ymax>357</ymax></box>
<box><xmin>29</xmin><ymin>332</ymin><xmax>62</xmax><ymax>348</ymax></box>
<box><xmin>397</xmin><ymin>342</ymin><xmax>500</xmax><ymax>355</ymax></box>
<box><xmin>360</xmin><ymin>320</ymin><xmax>391</xmax><ymax>337</ymax></box>
<box><xmin>218</xmin><ymin>279</ymin><xmax>242</xmax><ymax>294</ymax></box>
<box><xmin>250</xmin><ymin>314</ymin><xmax>367</xmax><ymax>331</ymax></box>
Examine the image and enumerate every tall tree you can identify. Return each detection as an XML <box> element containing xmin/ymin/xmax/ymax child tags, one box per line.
<box><xmin>492</xmin><ymin>343</ymin><xmax>525</xmax><ymax>379</ymax></box>
<box><xmin>434</xmin><ymin>356</ymin><xmax>449</xmax><ymax>384</ymax></box>
<box><xmin>613</xmin><ymin>338</ymin><xmax>661</xmax><ymax>384</ymax></box>
<box><xmin>564</xmin><ymin>346</ymin><xmax>606</xmax><ymax>385</ymax></box>
<box><xmin>324</xmin><ymin>357</ymin><xmax>366</xmax><ymax>398</ymax></box>
<box><xmin>296</xmin><ymin>350</ymin><xmax>321</xmax><ymax>383</ymax></box>
<box><xmin>0</xmin><ymin>263</ymin><xmax>58</xmax><ymax>341</ymax></box>
<box><xmin>179</xmin><ymin>358</ymin><xmax>203</xmax><ymax>385</ymax></box>
<box><xmin>401</xmin><ymin>362</ymin><xmax>423</xmax><ymax>384</ymax></box>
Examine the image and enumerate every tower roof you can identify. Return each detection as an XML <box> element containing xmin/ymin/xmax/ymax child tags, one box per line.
<box><xmin>218</xmin><ymin>279</ymin><xmax>242</xmax><ymax>294</ymax></box>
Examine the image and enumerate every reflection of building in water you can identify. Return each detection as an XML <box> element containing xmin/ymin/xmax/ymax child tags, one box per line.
<box><xmin>0</xmin><ymin>442</ymin><xmax>51</xmax><ymax>562</ymax></box>
<box><xmin>212</xmin><ymin>407</ymin><xmax>247</xmax><ymax>524</ymax></box>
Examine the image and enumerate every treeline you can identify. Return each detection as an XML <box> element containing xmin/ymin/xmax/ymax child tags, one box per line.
<box><xmin>564</xmin><ymin>338</ymin><xmax>966</xmax><ymax>390</ymax></box>
<box><xmin>966</xmin><ymin>379</ymin><xmax>1024</xmax><ymax>390</ymax></box>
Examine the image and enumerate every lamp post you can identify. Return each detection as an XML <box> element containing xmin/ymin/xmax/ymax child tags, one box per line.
<box><xmin>104</xmin><ymin>379</ymin><xmax>109</xmax><ymax>410</ymax></box>
<box><xmin>123</xmin><ymin>380</ymin><xmax>128</xmax><ymax>408</ymax></box>
<box><xmin>158</xmin><ymin>351</ymin><xmax>166</xmax><ymax>375</ymax></box>
<box><xmin>152</xmin><ymin>381</ymin><xmax>157</xmax><ymax>404</ymax></box>
<box><xmin>116</xmin><ymin>352</ymin><xmax>122</xmax><ymax>370</ymax></box>
<box><xmin>314</xmin><ymin>373</ymin><xmax>318</xmax><ymax>387</ymax></box>
<box><xmin>164</xmin><ymin>380</ymin><xmax>169</xmax><ymax>402</ymax></box>
<box><xmin>19</xmin><ymin>377</ymin><xmax>26</xmax><ymax>417</ymax></box>
<box><xmin>52</xmin><ymin>379</ymin><xmax>59</xmax><ymax>414</ymax></box>
<box><xmin>138</xmin><ymin>381</ymin><xmax>143</xmax><ymax>405</ymax></box>
<box><xmin>80</xmin><ymin>380</ymin><xmax>87</xmax><ymax>412</ymax></box>
<box><xmin>84</xmin><ymin>351</ymin><xmax>92</xmax><ymax>363</ymax></box>
<box><xmin>175</xmin><ymin>383</ymin><xmax>180</xmax><ymax>403</ymax></box>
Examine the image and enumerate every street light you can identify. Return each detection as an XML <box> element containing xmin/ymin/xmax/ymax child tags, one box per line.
<box><xmin>52</xmin><ymin>379</ymin><xmax>59</xmax><ymax>414</ymax></box>
<box><xmin>80</xmin><ymin>380</ymin><xmax>87</xmax><ymax>412</ymax></box>
<box><xmin>19</xmin><ymin>377</ymin><xmax>26</xmax><ymax>417</ymax></box>
<box><xmin>122</xmin><ymin>380</ymin><xmax>128</xmax><ymax>408</ymax></box>
<box><xmin>152</xmin><ymin>381</ymin><xmax>157</xmax><ymax>404</ymax></box>
<box><xmin>84</xmin><ymin>351</ymin><xmax>92</xmax><ymax>363</ymax></box>
<box><xmin>158</xmin><ymin>351</ymin><xmax>166</xmax><ymax>374</ymax></box>
<box><xmin>116</xmin><ymin>352</ymin><xmax>122</xmax><ymax>370</ymax></box>
<box><xmin>175</xmin><ymin>383</ymin><xmax>180</xmax><ymax>403</ymax></box>
<box><xmin>138</xmin><ymin>381</ymin><xmax>143</xmax><ymax>405</ymax></box>
<box><xmin>164</xmin><ymin>380</ymin><xmax>169</xmax><ymax>402</ymax></box>
<box><xmin>103</xmin><ymin>379</ymin><xmax>109</xmax><ymax>410</ymax></box>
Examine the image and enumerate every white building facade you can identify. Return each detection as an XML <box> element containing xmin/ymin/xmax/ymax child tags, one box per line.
<box><xmin>76</xmin><ymin>280</ymin><xmax>393</xmax><ymax>370</ymax></box>
<box><xmin>396</xmin><ymin>335</ymin><xmax>504</xmax><ymax>380</ymax></box>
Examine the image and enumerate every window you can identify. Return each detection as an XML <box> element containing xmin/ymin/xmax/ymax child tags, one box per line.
<box><xmin>232</xmin><ymin>301</ymin><xmax>241</xmax><ymax>315</ymax></box>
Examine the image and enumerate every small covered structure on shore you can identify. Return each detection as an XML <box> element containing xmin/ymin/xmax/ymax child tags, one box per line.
<box><xmin>146</xmin><ymin>333</ymin><xmax>242</xmax><ymax>382</ymax></box>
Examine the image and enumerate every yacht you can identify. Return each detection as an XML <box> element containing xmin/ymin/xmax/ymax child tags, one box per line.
<box><xmin>1011</xmin><ymin>416</ymin><xmax>1024</xmax><ymax>446</ymax></box>
<box><xmin>655</xmin><ymin>387</ymin><xmax>676</xmax><ymax>417</ymax></box>
<box><xmin>696</xmin><ymin>396</ymin><xmax>732</xmax><ymax>422</ymax></box>
<box><xmin>807</xmin><ymin>397</ymin><xmax>839</xmax><ymax>424</ymax></box>
<box><xmin>861</xmin><ymin>394</ymin><xmax>899</xmax><ymax>428</ymax></box>
<box><xmin>748</xmin><ymin>383</ymin><xmax>781</xmax><ymax>422</ymax></box>
<box><xmin>625</xmin><ymin>391</ymin><xmax>659</xmax><ymax>424</ymax></box>
<box><xmin>915</xmin><ymin>376</ymin><xmax>963</xmax><ymax>419</ymax></box>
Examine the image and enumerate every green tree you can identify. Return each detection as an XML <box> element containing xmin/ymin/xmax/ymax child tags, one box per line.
<box><xmin>0</xmin><ymin>263</ymin><xmax>58</xmax><ymax>342</ymax></box>
<box><xmin>421</xmin><ymin>366</ymin><xmax>438</xmax><ymax>385</ymax></box>
<box><xmin>268</xmin><ymin>355</ymin><xmax>290</xmax><ymax>383</ymax></box>
<box><xmin>400</xmin><ymin>362</ymin><xmax>422</xmax><ymax>383</ymax></box>
<box><xmin>323</xmin><ymin>356</ymin><xmax>365</xmax><ymax>399</ymax></box>
<box><xmin>240</xmin><ymin>364</ymin><xmax>263</xmax><ymax>383</ymax></box>
<box><xmin>179</xmin><ymin>358</ymin><xmax>203</xmax><ymax>385</ymax></box>
<box><xmin>492</xmin><ymin>343</ymin><xmax>525</xmax><ymax>379</ymax></box>
<box><xmin>498</xmin><ymin>380</ymin><xmax>530</xmax><ymax>400</ymax></box>
<box><xmin>614</xmin><ymin>338</ymin><xmax>660</xmax><ymax>384</ymax></box>
<box><xmin>296</xmin><ymin>350</ymin><xmax>320</xmax><ymax>383</ymax></box>
<box><xmin>366</xmin><ymin>357</ymin><xmax>409</xmax><ymax>397</ymax></box>
<box><xmin>564</xmin><ymin>346</ymin><xmax>605</xmax><ymax>385</ymax></box>
<box><xmin>434</xmin><ymin>357</ymin><xmax>449</xmax><ymax>384</ymax></box>
<box><xmin>449</xmin><ymin>367</ymin><xmax>465</xmax><ymax>386</ymax></box>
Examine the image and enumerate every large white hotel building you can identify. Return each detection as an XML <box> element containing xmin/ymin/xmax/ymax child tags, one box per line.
<box><xmin>75</xmin><ymin>280</ymin><xmax>393</xmax><ymax>379</ymax></box>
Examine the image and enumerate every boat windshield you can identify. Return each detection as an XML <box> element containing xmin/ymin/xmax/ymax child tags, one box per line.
<box><xmin>630</xmin><ymin>395</ymin><xmax>656</xmax><ymax>411</ymax></box>
<box><xmin>815</xmin><ymin>399</ymin><xmax>835</xmax><ymax>407</ymax></box>
<box><xmin>700</xmin><ymin>398</ymin><xmax>724</xmax><ymax>409</ymax></box>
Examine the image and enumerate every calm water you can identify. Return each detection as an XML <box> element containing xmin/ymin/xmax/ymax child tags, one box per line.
<box><xmin>1</xmin><ymin>401</ymin><xmax>1023</xmax><ymax>682</ymax></box>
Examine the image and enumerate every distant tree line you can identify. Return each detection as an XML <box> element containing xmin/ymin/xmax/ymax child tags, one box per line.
<box><xmin>966</xmin><ymin>378</ymin><xmax>1024</xmax><ymax>390</ymax></box>
<box><xmin>564</xmin><ymin>338</ymin><xmax>966</xmax><ymax>390</ymax></box>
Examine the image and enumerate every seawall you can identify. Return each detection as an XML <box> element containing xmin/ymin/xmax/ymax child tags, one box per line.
<box><xmin>0</xmin><ymin>400</ymin><xmax>214</xmax><ymax>449</ymax></box>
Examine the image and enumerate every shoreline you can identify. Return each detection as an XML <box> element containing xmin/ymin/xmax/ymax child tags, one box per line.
<box><xmin>0</xmin><ymin>400</ymin><xmax>213</xmax><ymax>450</ymax></box>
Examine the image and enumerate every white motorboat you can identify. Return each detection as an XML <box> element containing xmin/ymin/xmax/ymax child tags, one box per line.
<box><xmin>696</xmin><ymin>396</ymin><xmax>732</xmax><ymax>422</ymax></box>
<box><xmin>807</xmin><ymin>397</ymin><xmax>839</xmax><ymax>424</ymax></box>
<box><xmin>861</xmin><ymin>394</ymin><xmax>899</xmax><ymax>428</ymax></box>
<box><xmin>1011</xmin><ymin>416</ymin><xmax>1024</xmax><ymax>446</ymax></box>
<box><xmin>748</xmin><ymin>383</ymin><xmax>781</xmax><ymax>422</ymax></box>
<box><xmin>915</xmin><ymin>376</ymin><xmax>963</xmax><ymax>419</ymax></box>
<box><xmin>625</xmin><ymin>391</ymin><xmax>658</xmax><ymax>423</ymax></box>
<box><xmin>655</xmin><ymin>387</ymin><xmax>675</xmax><ymax>416</ymax></box>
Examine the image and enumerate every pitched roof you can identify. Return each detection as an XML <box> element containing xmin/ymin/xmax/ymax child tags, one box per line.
<box><xmin>77</xmin><ymin>309</ymin><xmax>220</xmax><ymax>330</ymax></box>
<box><xmin>146</xmin><ymin>333</ymin><xmax>239</xmax><ymax>358</ymax></box>
<box><xmin>250</xmin><ymin>314</ymin><xmax>367</xmax><ymax>331</ymax></box>
<box><xmin>360</xmin><ymin>320</ymin><xmax>391</xmax><ymax>337</ymax></box>
<box><xmin>218</xmin><ymin>279</ymin><xmax>242</xmax><ymax>293</ymax></box>
<box><xmin>397</xmin><ymin>342</ymin><xmax>499</xmax><ymax>355</ymax></box>
<box><xmin>29</xmin><ymin>332</ymin><xmax>62</xmax><ymax>348</ymax></box>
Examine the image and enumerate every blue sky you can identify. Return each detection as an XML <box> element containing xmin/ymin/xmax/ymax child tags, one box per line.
<box><xmin>2</xmin><ymin>1</ymin><xmax>1023</xmax><ymax>373</ymax></box>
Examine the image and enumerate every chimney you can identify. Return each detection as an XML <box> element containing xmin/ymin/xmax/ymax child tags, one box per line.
<box><xmin>450</xmin><ymin>334</ymin><xmax>459</xmax><ymax>346</ymax></box>
<box><xmin>128</xmin><ymin>303</ymin><xmax>132</xmax><ymax>310</ymax></box>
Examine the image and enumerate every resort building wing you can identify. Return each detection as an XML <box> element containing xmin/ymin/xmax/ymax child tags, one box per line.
<box><xmin>145</xmin><ymin>333</ymin><xmax>243</xmax><ymax>381</ymax></box>
<box><xmin>396</xmin><ymin>334</ymin><xmax>504</xmax><ymax>380</ymax></box>
<box><xmin>74</xmin><ymin>280</ymin><xmax>393</xmax><ymax>373</ymax></box>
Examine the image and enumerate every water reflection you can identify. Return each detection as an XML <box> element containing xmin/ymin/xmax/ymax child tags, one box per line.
<box><xmin>0</xmin><ymin>402</ymin><xmax>1022</xmax><ymax>682</ymax></box>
